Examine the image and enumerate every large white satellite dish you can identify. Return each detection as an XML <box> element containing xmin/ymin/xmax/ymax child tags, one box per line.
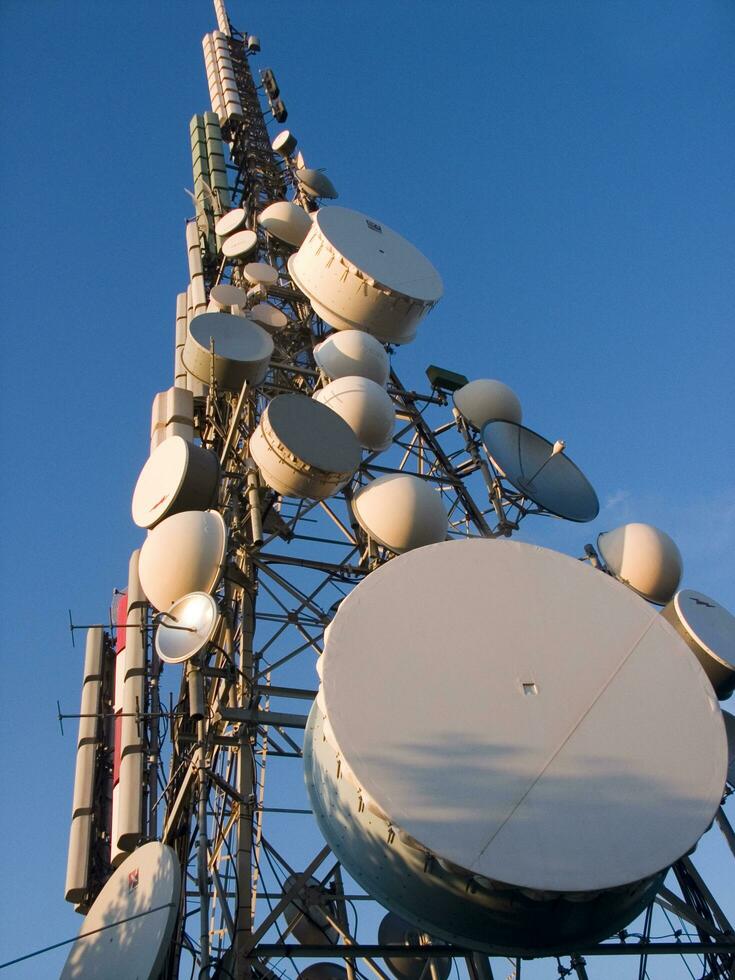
<box><xmin>598</xmin><ymin>522</ymin><xmax>682</xmax><ymax>606</ymax></box>
<box><xmin>214</xmin><ymin>207</ymin><xmax>247</xmax><ymax>237</ymax></box>
<box><xmin>661</xmin><ymin>589</ymin><xmax>735</xmax><ymax>698</ymax></box>
<box><xmin>221</xmin><ymin>228</ymin><xmax>258</xmax><ymax>258</ymax></box>
<box><xmin>313</xmin><ymin>330</ymin><xmax>390</xmax><ymax>387</ymax></box>
<box><xmin>351</xmin><ymin>473</ymin><xmax>448</xmax><ymax>554</ymax></box>
<box><xmin>454</xmin><ymin>378</ymin><xmax>522</xmax><ymax>429</ymax></box>
<box><xmin>482</xmin><ymin>419</ymin><xmax>599</xmax><ymax>523</ymax></box>
<box><xmin>131</xmin><ymin>436</ymin><xmax>219</xmax><ymax>529</ymax></box>
<box><xmin>139</xmin><ymin>510</ymin><xmax>227</xmax><ymax>611</ymax></box>
<box><xmin>155</xmin><ymin>591</ymin><xmax>219</xmax><ymax>664</ymax></box>
<box><xmin>295</xmin><ymin>167</ymin><xmax>338</xmax><ymax>200</ymax></box>
<box><xmin>183</xmin><ymin>311</ymin><xmax>273</xmax><ymax>389</ymax></box>
<box><xmin>313</xmin><ymin>375</ymin><xmax>395</xmax><ymax>451</ymax></box>
<box><xmin>249</xmin><ymin>393</ymin><xmax>361</xmax><ymax>500</ymax></box>
<box><xmin>281</xmin><ymin>873</ymin><xmax>339</xmax><ymax>945</ymax></box>
<box><xmin>288</xmin><ymin>206</ymin><xmax>442</xmax><ymax>342</ymax></box>
<box><xmin>258</xmin><ymin>200</ymin><xmax>313</xmax><ymax>247</ymax></box>
<box><xmin>210</xmin><ymin>282</ymin><xmax>249</xmax><ymax>309</ymax></box>
<box><xmin>305</xmin><ymin>539</ymin><xmax>726</xmax><ymax>952</ymax></box>
<box><xmin>61</xmin><ymin>842</ymin><xmax>180</xmax><ymax>979</ymax></box>
<box><xmin>378</xmin><ymin>912</ymin><xmax>451</xmax><ymax>980</ymax></box>
<box><xmin>242</xmin><ymin>261</ymin><xmax>279</xmax><ymax>287</ymax></box>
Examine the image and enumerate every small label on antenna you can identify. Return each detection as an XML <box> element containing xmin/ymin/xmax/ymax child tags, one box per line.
<box><xmin>366</xmin><ymin>219</ymin><xmax>383</xmax><ymax>233</ymax></box>
<box><xmin>128</xmin><ymin>868</ymin><xmax>139</xmax><ymax>892</ymax></box>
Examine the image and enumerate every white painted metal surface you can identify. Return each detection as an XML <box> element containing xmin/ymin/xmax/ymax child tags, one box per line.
<box><xmin>454</xmin><ymin>378</ymin><xmax>522</xmax><ymax>428</ymax></box>
<box><xmin>132</xmin><ymin>436</ymin><xmax>219</xmax><ymax>529</ymax></box>
<box><xmin>210</xmin><ymin>282</ymin><xmax>249</xmax><ymax>309</ymax></box>
<box><xmin>214</xmin><ymin>207</ymin><xmax>247</xmax><ymax>237</ymax></box>
<box><xmin>242</xmin><ymin>261</ymin><xmax>279</xmax><ymax>286</ymax></box>
<box><xmin>258</xmin><ymin>200</ymin><xmax>313</xmax><ymax>247</ymax></box>
<box><xmin>295</xmin><ymin>167</ymin><xmax>338</xmax><ymax>199</ymax></box>
<box><xmin>288</xmin><ymin>206</ymin><xmax>442</xmax><ymax>341</ymax></box>
<box><xmin>314</xmin><ymin>375</ymin><xmax>395</xmax><ymax>450</ymax></box>
<box><xmin>662</xmin><ymin>589</ymin><xmax>735</xmax><ymax>698</ymax></box>
<box><xmin>221</xmin><ymin>228</ymin><xmax>258</xmax><ymax>258</ymax></box>
<box><xmin>272</xmin><ymin>129</ymin><xmax>298</xmax><ymax>157</ymax></box>
<box><xmin>247</xmin><ymin>302</ymin><xmax>288</xmax><ymax>332</ymax></box>
<box><xmin>351</xmin><ymin>474</ymin><xmax>448</xmax><ymax>553</ymax></box>
<box><xmin>183</xmin><ymin>311</ymin><xmax>273</xmax><ymax>389</ymax></box>
<box><xmin>155</xmin><ymin>592</ymin><xmax>219</xmax><ymax>664</ymax></box>
<box><xmin>139</xmin><ymin>510</ymin><xmax>226</xmax><ymax>611</ymax></box>
<box><xmin>61</xmin><ymin>842</ymin><xmax>181</xmax><ymax>979</ymax></box>
<box><xmin>313</xmin><ymin>330</ymin><xmax>390</xmax><ymax>386</ymax></box>
<box><xmin>598</xmin><ymin>523</ymin><xmax>683</xmax><ymax>605</ymax></box>
<box><xmin>249</xmin><ymin>393</ymin><xmax>360</xmax><ymax>499</ymax></box>
<box><xmin>318</xmin><ymin>539</ymin><xmax>726</xmax><ymax>893</ymax></box>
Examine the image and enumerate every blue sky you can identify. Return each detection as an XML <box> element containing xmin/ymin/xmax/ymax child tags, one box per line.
<box><xmin>0</xmin><ymin>1</ymin><xmax>733</xmax><ymax>976</ymax></box>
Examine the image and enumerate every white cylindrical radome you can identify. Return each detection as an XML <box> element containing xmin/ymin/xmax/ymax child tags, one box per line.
<box><xmin>314</xmin><ymin>375</ymin><xmax>395</xmax><ymax>451</ymax></box>
<box><xmin>249</xmin><ymin>393</ymin><xmax>361</xmax><ymax>500</ymax></box>
<box><xmin>138</xmin><ymin>510</ymin><xmax>227</xmax><ymax>612</ymax></box>
<box><xmin>272</xmin><ymin>130</ymin><xmax>298</xmax><ymax>157</ymax></box>
<box><xmin>183</xmin><ymin>311</ymin><xmax>273</xmax><ymax>389</ymax></box>
<box><xmin>453</xmin><ymin>379</ymin><xmax>522</xmax><ymax>429</ymax></box>
<box><xmin>313</xmin><ymin>330</ymin><xmax>390</xmax><ymax>387</ymax></box>
<box><xmin>352</xmin><ymin>474</ymin><xmax>448</xmax><ymax>554</ymax></box>
<box><xmin>258</xmin><ymin>200</ymin><xmax>313</xmax><ymax>247</ymax></box>
<box><xmin>288</xmin><ymin>206</ymin><xmax>442</xmax><ymax>342</ymax></box>
<box><xmin>598</xmin><ymin>523</ymin><xmax>683</xmax><ymax>606</ymax></box>
<box><xmin>661</xmin><ymin>590</ymin><xmax>735</xmax><ymax>699</ymax></box>
<box><xmin>305</xmin><ymin>539</ymin><xmax>727</xmax><ymax>954</ymax></box>
<box><xmin>132</xmin><ymin>436</ymin><xmax>219</xmax><ymax>529</ymax></box>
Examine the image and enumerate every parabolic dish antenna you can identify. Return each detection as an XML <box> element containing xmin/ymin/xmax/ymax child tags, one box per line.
<box><xmin>221</xmin><ymin>228</ymin><xmax>258</xmax><ymax>258</ymax></box>
<box><xmin>313</xmin><ymin>375</ymin><xmax>395</xmax><ymax>451</ymax></box>
<box><xmin>312</xmin><ymin>539</ymin><xmax>726</xmax><ymax>896</ymax></box>
<box><xmin>281</xmin><ymin>874</ymin><xmax>339</xmax><ymax>945</ymax></box>
<box><xmin>214</xmin><ymin>207</ymin><xmax>247</xmax><ymax>237</ymax></box>
<box><xmin>242</xmin><ymin>261</ymin><xmax>279</xmax><ymax>287</ymax></box>
<box><xmin>131</xmin><ymin>436</ymin><xmax>219</xmax><ymax>529</ymax></box>
<box><xmin>351</xmin><ymin>473</ymin><xmax>448</xmax><ymax>554</ymax></box>
<box><xmin>139</xmin><ymin>510</ymin><xmax>227</xmax><ymax>611</ymax></box>
<box><xmin>288</xmin><ymin>206</ymin><xmax>442</xmax><ymax>342</ymax></box>
<box><xmin>183</xmin><ymin>311</ymin><xmax>273</xmax><ymax>389</ymax></box>
<box><xmin>295</xmin><ymin>167</ymin><xmax>338</xmax><ymax>200</ymax></box>
<box><xmin>661</xmin><ymin>589</ymin><xmax>735</xmax><ymax>699</ymax></box>
<box><xmin>453</xmin><ymin>378</ymin><xmax>522</xmax><ymax>429</ymax></box>
<box><xmin>258</xmin><ymin>200</ymin><xmax>313</xmax><ymax>247</ymax></box>
<box><xmin>249</xmin><ymin>393</ymin><xmax>361</xmax><ymax>500</ymax></box>
<box><xmin>313</xmin><ymin>330</ymin><xmax>390</xmax><ymax>387</ymax></box>
<box><xmin>272</xmin><ymin>129</ymin><xmax>298</xmax><ymax>157</ymax></box>
<box><xmin>210</xmin><ymin>282</ymin><xmax>249</xmax><ymax>309</ymax></box>
<box><xmin>60</xmin><ymin>841</ymin><xmax>180</xmax><ymax>979</ymax></box>
<box><xmin>247</xmin><ymin>302</ymin><xmax>288</xmax><ymax>332</ymax></box>
<box><xmin>155</xmin><ymin>591</ymin><xmax>219</xmax><ymax>664</ymax></box>
<box><xmin>598</xmin><ymin>523</ymin><xmax>683</xmax><ymax>606</ymax></box>
<box><xmin>378</xmin><ymin>912</ymin><xmax>451</xmax><ymax>980</ymax></box>
<box><xmin>482</xmin><ymin>419</ymin><xmax>599</xmax><ymax>523</ymax></box>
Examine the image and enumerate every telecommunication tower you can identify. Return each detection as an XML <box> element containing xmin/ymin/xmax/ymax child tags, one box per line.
<box><xmin>60</xmin><ymin>4</ymin><xmax>735</xmax><ymax>980</ymax></box>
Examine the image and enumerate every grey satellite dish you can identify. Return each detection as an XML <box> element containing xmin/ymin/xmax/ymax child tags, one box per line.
<box><xmin>61</xmin><ymin>842</ymin><xmax>180</xmax><ymax>979</ymax></box>
<box><xmin>723</xmin><ymin>711</ymin><xmax>735</xmax><ymax>789</ymax></box>
<box><xmin>282</xmin><ymin>874</ymin><xmax>339</xmax><ymax>945</ymax></box>
<box><xmin>288</xmin><ymin>206</ymin><xmax>442</xmax><ymax>342</ymax></box>
<box><xmin>214</xmin><ymin>207</ymin><xmax>247</xmax><ymax>237</ymax></box>
<box><xmin>295</xmin><ymin>167</ymin><xmax>338</xmax><ymax>200</ymax></box>
<box><xmin>210</xmin><ymin>282</ymin><xmax>249</xmax><ymax>309</ymax></box>
<box><xmin>132</xmin><ymin>436</ymin><xmax>219</xmax><ymax>529</ymax></box>
<box><xmin>598</xmin><ymin>523</ymin><xmax>682</xmax><ymax>606</ymax></box>
<box><xmin>221</xmin><ymin>228</ymin><xmax>258</xmax><ymax>259</ymax></box>
<box><xmin>378</xmin><ymin>912</ymin><xmax>451</xmax><ymax>980</ymax></box>
<box><xmin>661</xmin><ymin>590</ymin><xmax>735</xmax><ymax>699</ymax></box>
<box><xmin>183</xmin><ymin>311</ymin><xmax>273</xmax><ymax>389</ymax></box>
<box><xmin>482</xmin><ymin>419</ymin><xmax>599</xmax><ymax>523</ymax></box>
<box><xmin>249</xmin><ymin>393</ymin><xmax>361</xmax><ymax>500</ymax></box>
<box><xmin>305</xmin><ymin>538</ymin><xmax>726</xmax><ymax>953</ymax></box>
<box><xmin>155</xmin><ymin>592</ymin><xmax>219</xmax><ymax>664</ymax></box>
<box><xmin>298</xmin><ymin>966</ymin><xmax>347</xmax><ymax>980</ymax></box>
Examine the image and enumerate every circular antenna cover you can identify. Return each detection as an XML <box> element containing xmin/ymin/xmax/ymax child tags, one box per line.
<box><xmin>272</xmin><ymin>129</ymin><xmax>298</xmax><ymax>157</ymax></box>
<box><xmin>378</xmin><ymin>912</ymin><xmax>451</xmax><ymax>980</ymax></box>
<box><xmin>313</xmin><ymin>330</ymin><xmax>390</xmax><ymax>387</ymax></box>
<box><xmin>314</xmin><ymin>376</ymin><xmax>395</xmax><ymax>451</ymax></box>
<box><xmin>61</xmin><ymin>842</ymin><xmax>180</xmax><ymax>979</ymax></box>
<box><xmin>184</xmin><ymin>311</ymin><xmax>273</xmax><ymax>389</ymax></box>
<box><xmin>210</xmin><ymin>283</ymin><xmax>249</xmax><ymax>309</ymax></box>
<box><xmin>242</xmin><ymin>261</ymin><xmax>279</xmax><ymax>287</ymax></box>
<box><xmin>155</xmin><ymin>591</ymin><xmax>219</xmax><ymax>664</ymax></box>
<box><xmin>132</xmin><ymin>436</ymin><xmax>219</xmax><ymax>529</ymax></box>
<box><xmin>139</xmin><ymin>510</ymin><xmax>226</xmax><ymax>611</ymax></box>
<box><xmin>249</xmin><ymin>393</ymin><xmax>361</xmax><ymax>500</ymax></box>
<box><xmin>221</xmin><ymin>228</ymin><xmax>258</xmax><ymax>258</ymax></box>
<box><xmin>661</xmin><ymin>590</ymin><xmax>735</xmax><ymax>698</ymax></box>
<box><xmin>482</xmin><ymin>419</ymin><xmax>599</xmax><ymax>523</ymax></box>
<box><xmin>295</xmin><ymin>167</ymin><xmax>338</xmax><ymax>200</ymax></box>
<box><xmin>318</xmin><ymin>539</ymin><xmax>726</xmax><ymax>893</ymax></box>
<box><xmin>454</xmin><ymin>379</ymin><xmax>522</xmax><ymax>429</ymax></box>
<box><xmin>598</xmin><ymin>523</ymin><xmax>682</xmax><ymax>606</ymax></box>
<box><xmin>258</xmin><ymin>201</ymin><xmax>313</xmax><ymax>247</ymax></box>
<box><xmin>215</xmin><ymin>208</ymin><xmax>247</xmax><ymax>237</ymax></box>
<box><xmin>352</xmin><ymin>474</ymin><xmax>448</xmax><ymax>554</ymax></box>
<box><xmin>247</xmin><ymin>302</ymin><xmax>288</xmax><ymax>333</ymax></box>
<box><xmin>282</xmin><ymin>874</ymin><xmax>339</xmax><ymax>946</ymax></box>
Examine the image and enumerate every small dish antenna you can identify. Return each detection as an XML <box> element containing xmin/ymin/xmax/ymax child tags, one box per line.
<box><xmin>352</xmin><ymin>473</ymin><xmax>448</xmax><ymax>554</ymax></box>
<box><xmin>210</xmin><ymin>283</ymin><xmax>249</xmax><ymax>310</ymax></box>
<box><xmin>155</xmin><ymin>591</ymin><xmax>220</xmax><ymax>664</ymax></box>
<box><xmin>258</xmin><ymin>200</ymin><xmax>313</xmax><ymax>247</ymax></box>
<box><xmin>482</xmin><ymin>419</ymin><xmax>599</xmax><ymax>523</ymax></box>
<box><xmin>272</xmin><ymin>129</ymin><xmax>298</xmax><ymax>157</ymax></box>
<box><xmin>378</xmin><ymin>912</ymin><xmax>451</xmax><ymax>980</ymax></box>
<box><xmin>454</xmin><ymin>378</ymin><xmax>522</xmax><ymax>429</ymax></box>
<box><xmin>247</xmin><ymin>302</ymin><xmax>288</xmax><ymax>333</ymax></box>
<box><xmin>183</xmin><ymin>311</ymin><xmax>273</xmax><ymax>389</ymax></box>
<box><xmin>214</xmin><ymin>207</ymin><xmax>247</xmax><ymax>237</ymax></box>
<box><xmin>598</xmin><ymin>523</ymin><xmax>682</xmax><ymax>605</ymax></box>
<box><xmin>661</xmin><ymin>589</ymin><xmax>735</xmax><ymax>697</ymax></box>
<box><xmin>313</xmin><ymin>330</ymin><xmax>390</xmax><ymax>387</ymax></box>
<box><xmin>295</xmin><ymin>167</ymin><xmax>338</xmax><ymax>200</ymax></box>
<box><xmin>314</xmin><ymin>375</ymin><xmax>395</xmax><ymax>451</ymax></box>
<box><xmin>221</xmin><ymin>228</ymin><xmax>258</xmax><ymax>258</ymax></box>
<box><xmin>132</xmin><ymin>436</ymin><xmax>219</xmax><ymax>529</ymax></box>
<box><xmin>282</xmin><ymin>873</ymin><xmax>339</xmax><ymax>945</ymax></box>
<box><xmin>242</xmin><ymin>261</ymin><xmax>279</xmax><ymax>287</ymax></box>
